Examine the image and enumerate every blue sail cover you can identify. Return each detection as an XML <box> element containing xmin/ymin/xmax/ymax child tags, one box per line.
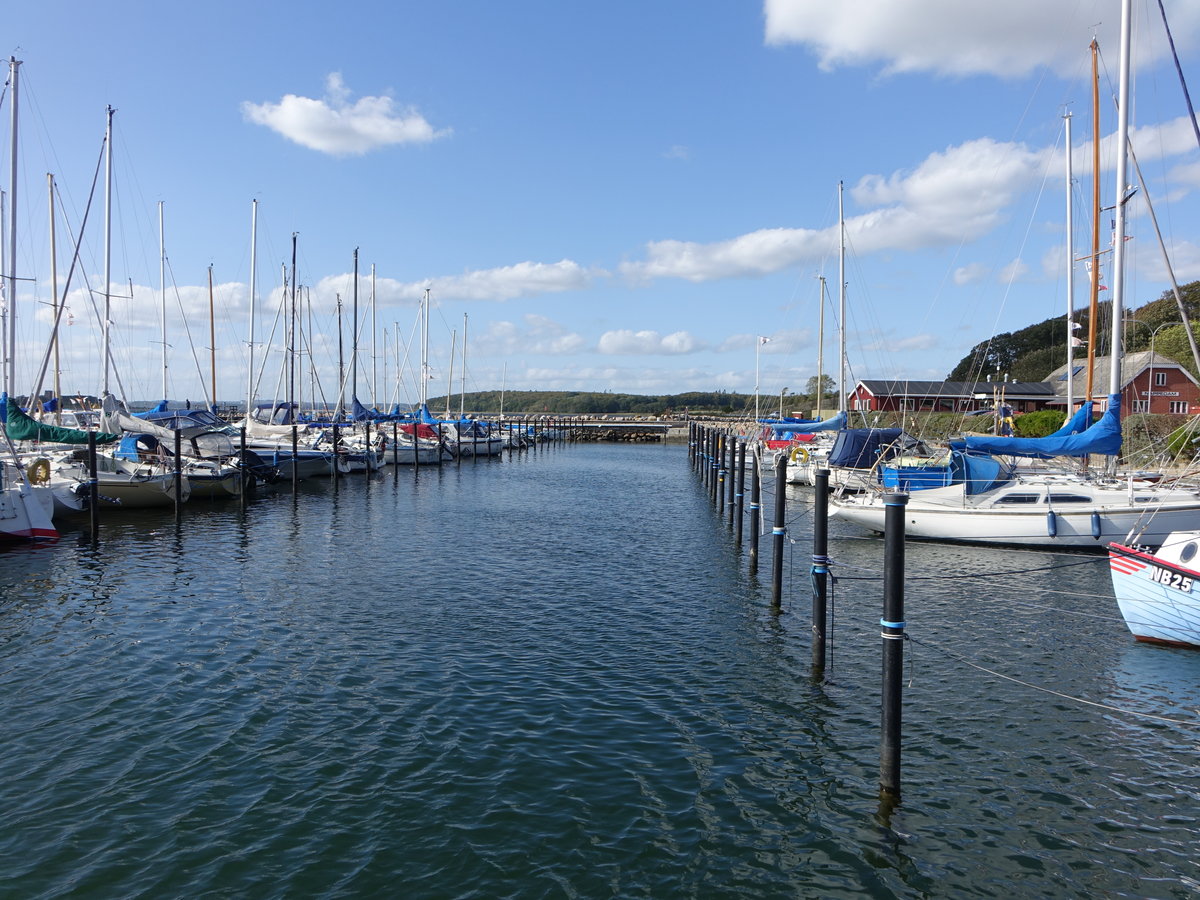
<box><xmin>826</xmin><ymin>428</ymin><xmax>908</xmax><ymax>469</ymax></box>
<box><xmin>1047</xmin><ymin>401</ymin><xmax>1093</xmax><ymax>438</ymax></box>
<box><xmin>351</xmin><ymin>397</ymin><xmax>379</xmax><ymax>422</ymax></box>
<box><xmin>950</xmin><ymin>452</ymin><xmax>1010</xmax><ymax>495</ymax></box>
<box><xmin>767</xmin><ymin>410</ymin><xmax>847</xmax><ymax>437</ymax></box>
<box><xmin>950</xmin><ymin>394</ymin><xmax>1121</xmax><ymax>459</ymax></box>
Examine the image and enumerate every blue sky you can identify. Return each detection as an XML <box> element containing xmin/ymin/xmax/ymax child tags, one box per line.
<box><xmin>4</xmin><ymin>0</ymin><xmax>1200</xmax><ymax>408</ymax></box>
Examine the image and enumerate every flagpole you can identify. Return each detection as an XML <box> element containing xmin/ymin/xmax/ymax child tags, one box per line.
<box><xmin>755</xmin><ymin>338</ymin><xmax>761</xmax><ymax>422</ymax></box>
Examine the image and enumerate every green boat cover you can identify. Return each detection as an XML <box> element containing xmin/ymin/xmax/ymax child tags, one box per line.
<box><xmin>4</xmin><ymin>398</ymin><xmax>120</xmax><ymax>444</ymax></box>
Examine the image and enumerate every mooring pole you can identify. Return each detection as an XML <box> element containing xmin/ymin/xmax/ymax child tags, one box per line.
<box><xmin>365</xmin><ymin>420</ymin><xmax>373</xmax><ymax>482</ymax></box>
<box><xmin>770</xmin><ymin>451</ymin><xmax>787</xmax><ymax>610</ymax></box>
<box><xmin>812</xmin><ymin>468</ymin><xmax>831</xmax><ymax>673</ymax></box>
<box><xmin>717</xmin><ymin>433</ymin><xmax>726</xmax><ymax>514</ymax></box>
<box><xmin>87</xmin><ymin>430</ymin><xmax>99</xmax><ymax>539</ymax></box>
<box><xmin>711</xmin><ymin>432</ymin><xmax>721</xmax><ymax>504</ymax></box>
<box><xmin>735</xmin><ymin>440</ymin><xmax>746</xmax><ymax>543</ymax></box>
<box><xmin>748</xmin><ymin>447</ymin><xmax>761</xmax><ymax>574</ymax></box>
<box><xmin>880</xmin><ymin>491</ymin><xmax>909</xmax><ymax>801</ymax></box>
<box><xmin>726</xmin><ymin>434</ymin><xmax>737</xmax><ymax>523</ymax></box>
<box><xmin>291</xmin><ymin>425</ymin><xmax>299</xmax><ymax>492</ymax></box>
<box><xmin>173</xmin><ymin>428</ymin><xmax>183</xmax><ymax>521</ymax></box>
<box><xmin>331</xmin><ymin>423</ymin><xmax>341</xmax><ymax>486</ymax></box>
<box><xmin>239</xmin><ymin>426</ymin><xmax>248</xmax><ymax>511</ymax></box>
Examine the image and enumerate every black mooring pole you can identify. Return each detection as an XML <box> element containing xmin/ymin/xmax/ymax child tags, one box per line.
<box><xmin>748</xmin><ymin>447</ymin><xmax>761</xmax><ymax>575</ymax></box>
<box><xmin>770</xmin><ymin>450</ymin><xmax>787</xmax><ymax>610</ymax></box>
<box><xmin>173</xmin><ymin>428</ymin><xmax>183</xmax><ymax>522</ymax></box>
<box><xmin>735</xmin><ymin>440</ymin><xmax>746</xmax><ymax>543</ymax></box>
<box><xmin>726</xmin><ymin>434</ymin><xmax>737</xmax><ymax>522</ymax></box>
<box><xmin>87</xmin><ymin>430</ymin><xmax>99</xmax><ymax>539</ymax></box>
<box><xmin>812</xmin><ymin>468</ymin><xmax>831</xmax><ymax>673</ymax></box>
<box><xmin>880</xmin><ymin>491</ymin><xmax>909</xmax><ymax>801</ymax></box>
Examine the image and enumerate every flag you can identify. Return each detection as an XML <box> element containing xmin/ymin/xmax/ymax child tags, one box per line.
<box><xmin>759</xmin><ymin>336</ymin><xmax>771</xmax><ymax>345</ymax></box>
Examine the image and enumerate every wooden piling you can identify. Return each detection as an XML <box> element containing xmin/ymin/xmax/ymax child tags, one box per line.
<box><xmin>87</xmin><ymin>430</ymin><xmax>99</xmax><ymax>539</ymax></box>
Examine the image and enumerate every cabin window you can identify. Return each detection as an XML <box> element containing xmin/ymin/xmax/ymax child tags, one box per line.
<box><xmin>993</xmin><ymin>493</ymin><xmax>1042</xmax><ymax>504</ymax></box>
<box><xmin>1046</xmin><ymin>494</ymin><xmax>1091</xmax><ymax>504</ymax></box>
<box><xmin>1170</xmin><ymin>401</ymin><xmax>1188</xmax><ymax>414</ymax></box>
<box><xmin>1181</xmin><ymin>542</ymin><xmax>1198</xmax><ymax>564</ymax></box>
<box><xmin>1155</xmin><ymin>371</ymin><xmax>1167</xmax><ymax>386</ymax></box>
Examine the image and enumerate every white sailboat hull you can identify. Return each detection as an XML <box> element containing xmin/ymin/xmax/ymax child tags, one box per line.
<box><xmin>832</xmin><ymin>477</ymin><xmax>1200</xmax><ymax>549</ymax></box>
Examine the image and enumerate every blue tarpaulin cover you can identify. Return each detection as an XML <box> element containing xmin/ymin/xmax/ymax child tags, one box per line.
<box><xmin>950</xmin><ymin>394</ymin><xmax>1120</xmax><ymax>459</ymax></box>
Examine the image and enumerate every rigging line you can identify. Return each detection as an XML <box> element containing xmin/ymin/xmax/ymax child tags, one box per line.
<box><xmin>909</xmin><ymin>634</ymin><xmax>1199</xmax><ymax>727</ymax></box>
<box><xmin>1155</xmin><ymin>0</ymin><xmax>1200</xmax><ymax>153</ymax></box>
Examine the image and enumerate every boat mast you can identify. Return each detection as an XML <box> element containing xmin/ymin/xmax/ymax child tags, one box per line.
<box><xmin>208</xmin><ymin>264</ymin><xmax>216</xmax><ymax>410</ymax></box>
<box><xmin>460</xmin><ymin>313</ymin><xmax>467</xmax><ymax>421</ymax></box>
<box><xmin>351</xmin><ymin>247</ymin><xmax>359</xmax><ymax>410</ymax></box>
<box><xmin>159</xmin><ymin>200</ymin><xmax>167</xmax><ymax>402</ymax></box>
<box><xmin>1085</xmin><ymin>39</ymin><xmax>1101</xmax><ymax>406</ymax></box>
<box><xmin>1064</xmin><ymin>112</ymin><xmax>1075</xmax><ymax>416</ymax></box>
<box><xmin>1108</xmin><ymin>0</ymin><xmax>1133</xmax><ymax>400</ymax></box>
<box><xmin>5</xmin><ymin>58</ymin><xmax>18</xmax><ymax>398</ymax></box>
<box><xmin>838</xmin><ymin>180</ymin><xmax>847</xmax><ymax>416</ymax></box>
<box><xmin>336</xmin><ymin>292</ymin><xmax>344</xmax><ymax>417</ymax></box>
<box><xmin>420</xmin><ymin>288</ymin><xmax>430</xmax><ymax>410</ymax></box>
<box><xmin>288</xmin><ymin>233</ymin><xmax>297</xmax><ymax>415</ymax></box>
<box><xmin>245</xmin><ymin>199</ymin><xmax>257</xmax><ymax>421</ymax></box>
<box><xmin>445</xmin><ymin>328</ymin><xmax>456</xmax><ymax>418</ymax></box>
<box><xmin>102</xmin><ymin>105</ymin><xmax>114</xmax><ymax>397</ymax></box>
<box><xmin>816</xmin><ymin>275</ymin><xmax>826</xmax><ymax>419</ymax></box>
<box><xmin>47</xmin><ymin>174</ymin><xmax>60</xmax><ymax>421</ymax></box>
<box><xmin>370</xmin><ymin>263</ymin><xmax>377</xmax><ymax>410</ymax></box>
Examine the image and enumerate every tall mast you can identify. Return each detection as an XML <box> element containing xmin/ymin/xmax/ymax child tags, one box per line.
<box><xmin>370</xmin><ymin>263</ymin><xmax>377</xmax><ymax>409</ymax></box>
<box><xmin>1064</xmin><ymin>112</ymin><xmax>1075</xmax><ymax>415</ymax></box>
<box><xmin>208</xmin><ymin>264</ymin><xmax>216</xmax><ymax>409</ymax></box>
<box><xmin>816</xmin><ymin>275</ymin><xmax>826</xmax><ymax>418</ymax></box>
<box><xmin>159</xmin><ymin>200</ymin><xmax>167</xmax><ymax>402</ymax></box>
<box><xmin>47</xmin><ymin>174</ymin><xmax>60</xmax><ymax>421</ymax></box>
<box><xmin>460</xmin><ymin>312</ymin><xmax>467</xmax><ymax>420</ymax></box>
<box><xmin>838</xmin><ymin>180</ymin><xmax>846</xmax><ymax>415</ymax></box>
<box><xmin>351</xmin><ymin>247</ymin><xmax>359</xmax><ymax>407</ymax></box>
<box><xmin>102</xmin><ymin>105</ymin><xmax>114</xmax><ymax>397</ymax></box>
<box><xmin>445</xmin><ymin>329</ymin><xmax>456</xmax><ymax>418</ymax></box>
<box><xmin>1085</xmin><ymin>39</ymin><xmax>1101</xmax><ymax>405</ymax></box>
<box><xmin>5</xmin><ymin>58</ymin><xmax>19</xmax><ymax>397</ymax></box>
<box><xmin>336</xmin><ymin>292</ymin><xmax>344</xmax><ymax>417</ymax></box>
<box><xmin>420</xmin><ymin>288</ymin><xmax>430</xmax><ymax>408</ymax></box>
<box><xmin>245</xmin><ymin>199</ymin><xmax>257</xmax><ymax>419</ymax></box>
<box><xmin>1108</xmin><ymin>0</ymin><xmax>1133</xmax><ymax>399</ymax></box>
<box><xmin>288</xmin><ymin>232</ymin><xmax>297</xmax><ymax>412</ymax></box>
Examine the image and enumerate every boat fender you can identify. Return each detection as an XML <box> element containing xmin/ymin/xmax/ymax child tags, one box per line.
<box><xmin>27</xmin><ymin>458</ymin><xmax>51</xmax><ymax>485</ymax></box>
<box><xmin>1046</xmin><ymin>511</ymin><xmax>1058</xmax><ymax>538</ymax></box>
<box><xmin>789</xmin><ymin>445</ymin><xmax>809</xmax><ymax>465</ymax></box>
<box><xmin>1091</xmin><ymin>511</ymin><xmax>1102</xmax><ymax>540</ymax></box>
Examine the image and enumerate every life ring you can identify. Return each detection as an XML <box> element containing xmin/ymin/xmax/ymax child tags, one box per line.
<box><xmin>789</xmin><ymin>445</ymin><xmax>809</xmax><ymax>465</ymax></box>
<box><xmin>27</xmin><ymin>458</ymin><xmax>51</xmax><ymax>485</ymax></box>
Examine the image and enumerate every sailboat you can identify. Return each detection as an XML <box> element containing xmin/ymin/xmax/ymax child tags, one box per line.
<box><xmin>831</xmin><ymin>5</ymin><xmax>1200</xmax><ymax>549</ymax></box>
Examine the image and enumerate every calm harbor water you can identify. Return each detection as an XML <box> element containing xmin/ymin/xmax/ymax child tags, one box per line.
<box><xmin>1</xmin><ymin>441</ymin><xmax>1198</xmax><ymax>898</ymax></box>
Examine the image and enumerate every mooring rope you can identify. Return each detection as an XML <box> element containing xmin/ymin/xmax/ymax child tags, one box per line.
<box><xmin>910</xmin><ymin>635</ymin><xmax>1200</xmax><ymax>727</ymax></box>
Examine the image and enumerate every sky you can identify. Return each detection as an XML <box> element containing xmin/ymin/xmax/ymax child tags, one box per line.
<box><xmin>3</xmin><ymin>0</ymin><xmax>1200</xmax><ymax>409</ymax></box>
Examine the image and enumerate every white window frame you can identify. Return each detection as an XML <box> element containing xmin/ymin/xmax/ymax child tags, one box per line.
<box><xmin>1170</xmin><ymin>400</ymin><xmax>1188</xmax><ymax>414</ymax></box>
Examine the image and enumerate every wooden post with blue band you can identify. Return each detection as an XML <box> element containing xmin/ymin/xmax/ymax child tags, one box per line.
<box><xmin>771</xmin><ymin>450</ymin><xmax>787</xmax><ymax>610</ymax></box>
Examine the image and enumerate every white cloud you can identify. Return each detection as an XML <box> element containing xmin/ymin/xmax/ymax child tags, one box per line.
<box><xmin>316</xmin><ymin>259</ymin><xmax>596</xmax><ymax>304</ymax></box>
<box><xmin>862</xmin><ymin>332</ymin><xmax>939</xmax><ymax>353</ymax></box>
<box><xmin>998</xmin><ymin>258</ymin><xmax>1030</xmax><ymax>283</ymax></box>
<box><xmin>954</xmin><ymin>262</ymin><xmax>989</xmax><ymax>285</ymax></box>
<box><xmin>242</xmin><ymin>73</ymin><xmax>450</xmax><ymax>156</ymax></box>
<box><xmin>719</xmin><ymin>330</ymin><xmax>812</xmax><ymax>353</ymax></box>
<box><xmin>762</xmin><ymin>0</ymin><xmax>1200</xmax><ymax>78</ymax></box>
<box><xmin>475</xmin><ymin>315</ymin><xmax>586</xmax><ymax>356</ymax></box>
<box><xmin>663</xmin><ymin>145</ymin><xmax>690</xmax><ymax>161</ymax></box>
<box><xmin>598</xmin><ymin>329</ymin><xmax>706</xmax><ymax>355</ymax></box>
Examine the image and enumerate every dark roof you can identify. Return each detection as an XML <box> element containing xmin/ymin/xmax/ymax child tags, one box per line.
<box><xmin>856</xmin><ymin>379</ymin><xmax>1057</xmax><ymax>398</ymax></box>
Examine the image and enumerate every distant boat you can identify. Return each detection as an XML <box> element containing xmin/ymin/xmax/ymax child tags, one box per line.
<box><xmin>1109</xmin><ymin>532</ymin><xmax>1200</xmax><ymax>649</ymax></box>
